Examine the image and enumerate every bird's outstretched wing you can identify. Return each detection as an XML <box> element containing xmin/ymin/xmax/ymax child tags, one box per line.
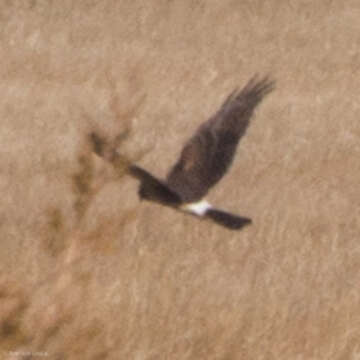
<box><xmin>129</xmin><ymin>165</ymin><xmax>182</xmax><ymax>206</ymax></box>
<box><xmin>166</xmin><ymin>75</ymin><xmax>275</xmax><ymax>202</ymax></box>
<box><xmin>205</xmin><ymin>208</ymin><xmax>252</xmax><ymax>230</ymax></box>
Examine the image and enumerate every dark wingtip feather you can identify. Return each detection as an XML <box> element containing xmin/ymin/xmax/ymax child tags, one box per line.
<box><xmin>241</xmin><ymin>74</ymin><xmax>276</xmax><ymax>99</ymax></box>
<box><xmin>220</xmin><ymin>75</ymin><xmax>275</xmax><ymax>116</ymax></box>
<box><xmin>205</xmin><ymin>208</ymin><xmax>252</xmax><ymax>230</ymax></box>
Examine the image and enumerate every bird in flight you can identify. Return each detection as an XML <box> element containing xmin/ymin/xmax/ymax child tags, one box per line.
<box><xmin>91</xmin><ymin>75</ymin><xmax>274</xmax><ymax>230</ymax></box>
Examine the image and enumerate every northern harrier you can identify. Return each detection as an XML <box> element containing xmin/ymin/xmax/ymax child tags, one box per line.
<box><xmin>91</xmin><ymin>76</ymin><xmax>274</xmax><ymax>230</ymax></box>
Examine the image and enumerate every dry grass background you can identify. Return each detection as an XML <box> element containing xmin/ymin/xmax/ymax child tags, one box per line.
<box><xmin>1</xmin><ymin>0</ymin><xmax>360</xmax><ymax>359</ymax></box>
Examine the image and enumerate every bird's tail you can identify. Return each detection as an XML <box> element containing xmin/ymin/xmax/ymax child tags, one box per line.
<box><xmin>205</xmin><ymin>208</ymin><xmax>252</xmax><ymax>230</ymax></box>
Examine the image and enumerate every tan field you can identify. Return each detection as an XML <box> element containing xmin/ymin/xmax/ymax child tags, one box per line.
<box><xmin>1</xmin><ymin>1</ymin><xmax>360</xmax><ymax>359</ymax></box>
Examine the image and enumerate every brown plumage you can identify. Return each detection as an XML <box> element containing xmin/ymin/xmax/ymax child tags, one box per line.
<box><xmin>166</xmin><ymin>76</ymin><xmax>275</xmax><ymax>202</ymax></box>
<box><xmin>91</xmin><ymin>75</ymin><xmax>275</xmax><ymax>230</ymax></box>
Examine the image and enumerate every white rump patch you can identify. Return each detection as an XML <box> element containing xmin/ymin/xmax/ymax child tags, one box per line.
<box><xmin>182</xmin><ymin>200</ymin><xmax>212</xmax><ymax>216</ymax></box>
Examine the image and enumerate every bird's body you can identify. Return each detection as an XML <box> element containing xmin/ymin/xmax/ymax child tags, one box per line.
<box><xmin>91</xmin><ymin>75</ymin><xmax>275</xmax><ymax>230</ymax></box>
<box><xmin>181</xmin><ymin>200</ymin><xmax>212</xmax><ymax>216</ymax></box>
